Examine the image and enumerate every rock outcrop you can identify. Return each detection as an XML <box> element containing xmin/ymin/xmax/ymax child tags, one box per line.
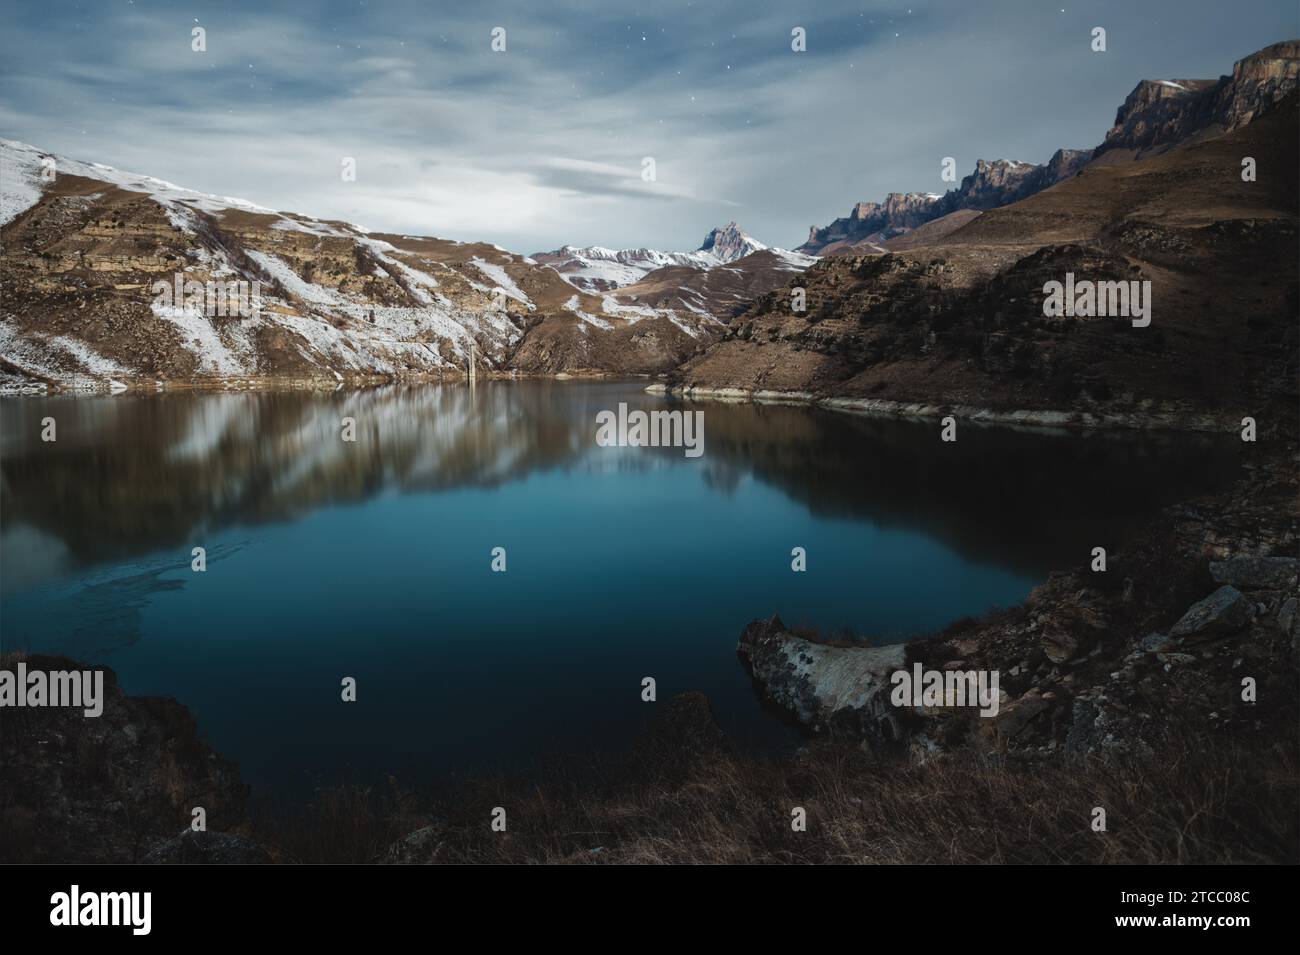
<box><xmin>1094</xmin><ymin>40</ymin><xmax>1300</xmax><ymax>162</ymax></box>
<box><xmin>738</xmin><ymin>615</ymin><xmax>908</xmax><ymax>742</ymax></box>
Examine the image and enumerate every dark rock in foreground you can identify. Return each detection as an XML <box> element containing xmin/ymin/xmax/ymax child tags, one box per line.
<box><xmin>1170</xmin><ymin>585</ymin><xmax>1254</xmax><ymax>639</ymax></box>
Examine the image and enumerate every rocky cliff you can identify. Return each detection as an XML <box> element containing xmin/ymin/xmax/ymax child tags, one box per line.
<box><xmin>798</xmin><ymin>153</ymin><xmax>1093</xmax><ymax>256</ymax></box>
<box><xmin>1094</xmin><ymin>40</ymin><xmax>1300</xmax><ymax>162</ymax></box>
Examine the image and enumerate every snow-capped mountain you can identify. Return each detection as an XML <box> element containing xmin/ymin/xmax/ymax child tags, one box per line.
<box><xmin>533</xmin><ymin>221</ymin><xmax>775</xmax><ymax>292</ymax></box>
<box><xmin>697</xmin><ymin>221</ymin><xmax>767</xmax><ymax>263</ymax></box>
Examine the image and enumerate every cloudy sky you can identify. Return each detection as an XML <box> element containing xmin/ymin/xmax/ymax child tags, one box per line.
<box><xmin>2</xmin><ymin>1</ymin><xmax>1295</xmax><ymax>253</ymax></box>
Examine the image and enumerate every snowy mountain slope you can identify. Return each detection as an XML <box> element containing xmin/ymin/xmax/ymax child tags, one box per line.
<box><xmin>0</xmin><ymin>139</ymin><xmax>725</xmax><ymax>389</ymax></box>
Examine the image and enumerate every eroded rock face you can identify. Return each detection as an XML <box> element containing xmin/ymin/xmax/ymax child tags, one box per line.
<box><xmin>737</xmin><ymin>615</ymin><xmax>907</xmax><ymax>742</ymax></box>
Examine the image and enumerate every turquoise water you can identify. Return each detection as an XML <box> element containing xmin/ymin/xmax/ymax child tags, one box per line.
<box><xmin>0</xmin><ymin>381</ymin><xmax>1238</xmax><ymax>791</ymax></box>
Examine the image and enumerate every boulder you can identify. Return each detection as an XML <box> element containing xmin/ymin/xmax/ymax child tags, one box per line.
<box><xmin>996</xmin><ymin>695</ymin><xmax>1051</xmax><ymax>739</ymax></box>
<box><xmin>1140</xmin><ymin>632</ymin><xmax>1175</xmax><ymax>653</ymax></box>
<box><xmin>1169</xmin><ymin>585</ymin><xmax>1253</xmax><ymax>639</ymax></box>
<box><xmin>737</xmin><ymin>615</ymin><xmax>907</xmax><ymax>743</ymax></box>
<box><xmin>1041</xmin><ymin>627</ymin><xmax>1080</xmax><ymax>664</ymax></box>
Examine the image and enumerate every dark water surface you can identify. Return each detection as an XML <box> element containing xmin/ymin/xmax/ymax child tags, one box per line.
<box><xmin>0</xmin><ymin>381</ymin><xmax>1239</xmax><ymax>792</ymax></box>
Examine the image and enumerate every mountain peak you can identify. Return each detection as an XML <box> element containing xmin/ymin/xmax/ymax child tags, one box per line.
<box><xmin>697</xmin><ymin>221</ymin><xmax>766</xmax><ymax>263</ymax></box>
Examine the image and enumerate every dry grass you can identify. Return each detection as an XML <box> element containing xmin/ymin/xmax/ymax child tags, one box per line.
<box><xmin>257</xmin><ymin>723</ymin><xmax>1298</xmax><ymax>865</ymax></box>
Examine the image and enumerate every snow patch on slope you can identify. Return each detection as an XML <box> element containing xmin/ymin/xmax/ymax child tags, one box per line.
<box><xmin>152</xmin><ymin>304</ymin><xmax>256</xmax><ymax>375</ymax></box>
<box><xmin>245</xmin><ymin>249</ymin><xmax>342</xmax><ymax>305</ymax></box>
<box><xmin>0</xmin><ymin>317</ymin><xmax>129</xmax><ymax>386</ymax></box>
<box><xmin>470</xmin><ymin>257</ymin><xmax>533</xmax><ymax>308</ymax></box>
<box><xmin>0</xmin><ymin>139</ymin><xmax>49</xmax><ymax>226</ymax></box>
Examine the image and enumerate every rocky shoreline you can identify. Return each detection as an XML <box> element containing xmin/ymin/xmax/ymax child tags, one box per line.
<box><xmin>646</xmin><ymin>382</ymin><xmax>1237</xmax><ymax>433</ymax></box>
<box><xmin>0</xmin><ymin>367</ymin><xmax>651</xmax><ymax>397</ymax></box>
<box><xmin>0</xmin><ymin>653</ymin><xmax>252</xmax><ymax>863</ymax></box>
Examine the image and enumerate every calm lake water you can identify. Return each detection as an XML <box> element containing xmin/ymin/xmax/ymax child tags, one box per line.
<box><xmin>0</xmin><ymin>381</ymin><xmax>1239</xmax><ymax>792</ymax></box>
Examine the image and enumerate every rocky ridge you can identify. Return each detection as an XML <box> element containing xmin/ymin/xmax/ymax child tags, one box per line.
<box><xmin>797</xmin><ymin>42</ymin><xmax>1298</xmax><ymax>255</ymax></box>
<box><xmin>799</xmin><ymin>151</ymin><xmax>1094</xmax><ymax>256</ymax></box>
